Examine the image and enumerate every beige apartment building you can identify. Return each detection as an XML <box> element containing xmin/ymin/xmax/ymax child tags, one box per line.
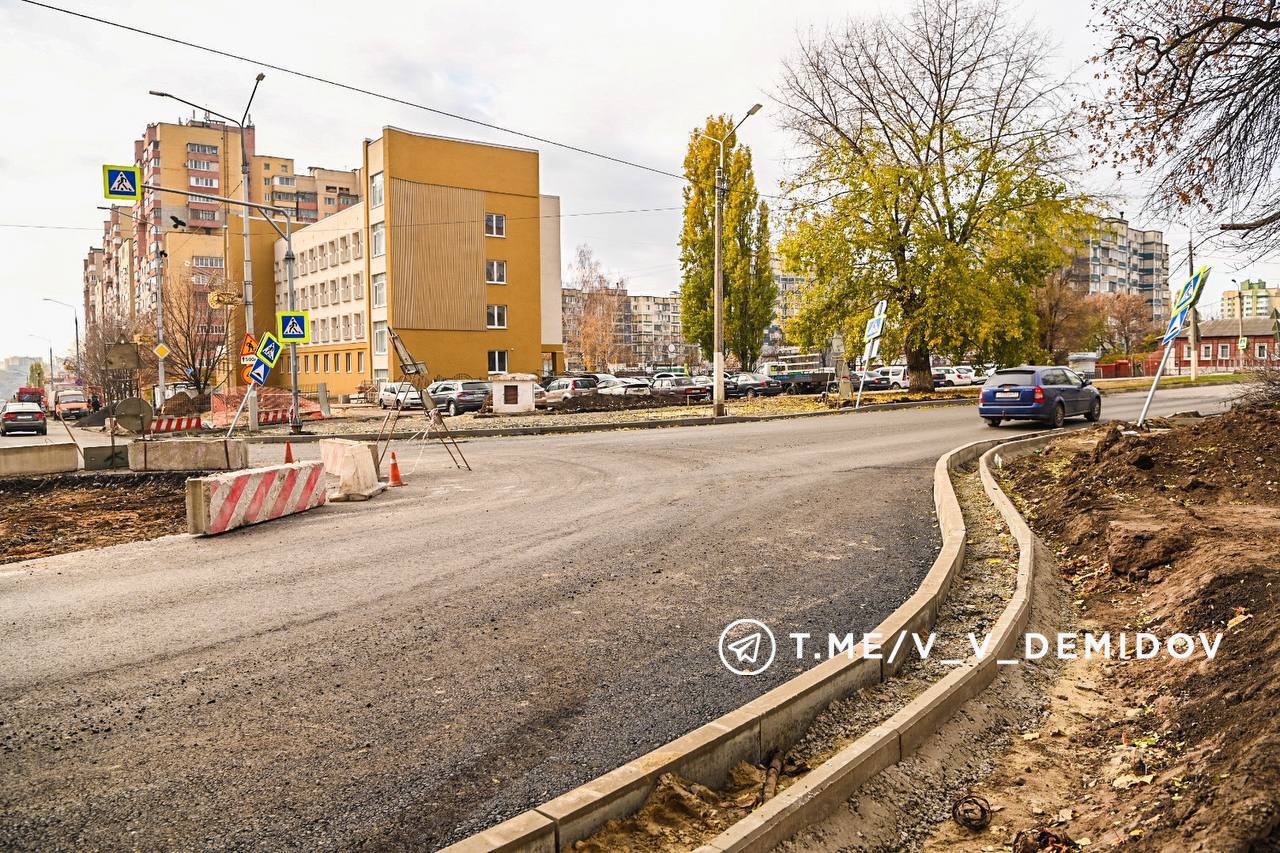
<box><xmin>1220</xmin><ymin>279</ymin><xmax>1278</xmax><ymax>319</ymax></box>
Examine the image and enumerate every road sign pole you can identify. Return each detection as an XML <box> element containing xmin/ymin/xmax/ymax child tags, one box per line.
<box><xmin>284</xmin><ymin>223</ymin><xmax>302</xmax><ymax>435</ymax></box>
<box><xmin>156</xmin><ymin>236</ymin><xmax>166</xmax><ymax>409</ymax></box>
<box><xmin>1137</xmin><ymin>342</ymin><xmax>1174</xmax><ymax>428</ymax></box>
<box><xmin>854</xmin><ymin>372</ymin><xmax>867</xmax><ymax>409</ymax></box>
<box><xmin>227</xmin><ymin>384</ymin><xmax>254</xmax><ymax>438</ymax></box>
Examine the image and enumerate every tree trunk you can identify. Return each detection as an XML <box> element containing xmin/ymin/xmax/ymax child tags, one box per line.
<box><xmin>905</xmin><ymin>344</ymin><xmax>933</xmax><ymax>393</ymax></box>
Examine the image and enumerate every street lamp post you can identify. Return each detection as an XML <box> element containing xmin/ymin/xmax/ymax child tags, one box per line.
<box><xmin>150</xmin><ymin>74</ymin><xmax>265</xmax><ymax>430</ymax></box>
<box><xmin>42</xmin><ymin>298</ymin><xmax>80</xmax><ymax>380</ymax></box>
<box><xmin>700</xmin><ymin>103</ymin><xmax>762</xmax><ymax>417</ymax></box>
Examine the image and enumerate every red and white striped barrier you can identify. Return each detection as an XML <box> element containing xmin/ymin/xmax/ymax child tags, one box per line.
<box><xmin>185</xmin><ymin>461</ymin><xmax>327</xmax><ymax>536</ymax></box>
<box><xmin>150</xmin><ymin>415</ymin><xmax>203</xmax><ymax>434</ymax></box>
<box><xmin>257</xmin><ymin>409</ymin><xmax>291</xmax><ymax>425</ymax></box>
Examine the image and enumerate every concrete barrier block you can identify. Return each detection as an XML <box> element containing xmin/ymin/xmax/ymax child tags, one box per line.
<box><xmin>436</xmin><ymin>810</ymin><xmax>555</xmax><ymax>853</ymax></box>
<box><xmin>319</xmin><ymin>438</ymin><xmax>383</xmax><ymax>500</ymax></box>
<box><xmin>83</xmin><ymin>444</ymin><xmax>128</xmax><ymax>471</ymax></box>
<box><xmin>0</xmin><ymin>442</ymin><xmax>79</xmax><ymax>477</ymax></box>
<box><xmin>129</xmin><ymin>438</ymin><xmax>247</xmax><ymax>472</ymax></box>
<box><xmin>186</xmin><ymin>461</ymin><xmax>326</xmax><ymax>535</ymax></box>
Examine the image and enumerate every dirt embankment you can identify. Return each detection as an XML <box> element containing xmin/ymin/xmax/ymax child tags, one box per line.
<box><xmin>928</xmin><ymin>404</ymin><xmax>1280</xmax><ymax>851</ymax></box>
<box><xmin>0</xmin><ymin>472</ymin><xmax>191</xmax><ymax>564</ymax></box>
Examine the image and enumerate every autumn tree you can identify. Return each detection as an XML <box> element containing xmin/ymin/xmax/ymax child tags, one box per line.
<box><xmin>160</xmin><ymin>269</ymin><xmax>231</xmax><ymax>396</ymax></box>
<box><xmin>1088</xmin><ymin>1</ymin><xmax>1280</xmax><ymax>250</ymax></box>
<box><xmin>1098</xmin><ymin>291</ymin><xmax>1154</xmax><ymax>356</ymax></box>
<box><xmin>566</xmin><ymin>245</ymin><xmax>630</xmax><ymax>372</ymax></box>
<box><xmin>81</xmin><ymin>312</ymin><xmax>147</xmax><ymax>405</ymax></box>
<box><xmin>680</xmin><ymin>116</ymin><xmax>776</xmax><ymax>371</ymax></box>
<box><xmin>777</xmin><ymin>0</ymin><xmax>1091</xmax><ymax>391</ymax></box>
<box><xmin>1034</xmin><ymin>269</ymin><xmax>1106</xmax><ymax>363</ymax></box>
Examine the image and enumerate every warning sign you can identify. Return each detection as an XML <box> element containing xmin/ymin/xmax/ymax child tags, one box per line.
<box><xmin>239</xmin><ymin>333</ymin><xmax>258</xmax><ymax>366</ymax></box>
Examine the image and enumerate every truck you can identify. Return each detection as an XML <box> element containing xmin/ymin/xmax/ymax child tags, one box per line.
<box><xmin>755</xmin><ymin>356</ymin><xmax>836</xmax><ymax>394</ymax></box>
<box><xmin>13</xmin><ymin>386</ymin><xmax>48</xmax><ymax>411</ymax></box>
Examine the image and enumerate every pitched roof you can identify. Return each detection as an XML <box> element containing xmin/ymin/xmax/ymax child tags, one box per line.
<box><xmin>1176</xmin><ymin>317</ymin><xmax>1275</xmax><ymax>338</ymax></box>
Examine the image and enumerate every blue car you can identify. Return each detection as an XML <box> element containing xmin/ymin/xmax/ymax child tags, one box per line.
<box><xmin>978</xmin><ymin>366</ymin><xmax>1101</xmax><ymax>428</ymax></box>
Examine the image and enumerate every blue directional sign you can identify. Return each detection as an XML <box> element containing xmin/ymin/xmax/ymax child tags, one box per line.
<box><xmin>277</xmin><ymin>310</ymin><xmax>310</xmax><ymax>343</ymax></box>
<box><xmin>102</xmin><ymin>164</ymin><xmax>141</xmax><ymax>202</ymax></box>
<box><xmin>247</xmin><ymin>358</ymin><xmax>271</xmax><ymax>386</ymax></box>
<box><xmin>256</xmin><ymin>331</ymin><xmax>283</xmax><ymax>368</ymax></box>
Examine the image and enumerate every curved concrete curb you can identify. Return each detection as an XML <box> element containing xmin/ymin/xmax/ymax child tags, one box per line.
<box><xmin>440</xmin><ymin>434</ymin><xmax>1013</xmax><ymax>853</ymax></box>
<box><xmin>244</xmin><ymin>396</ymin><xmax>977</xmax><ymax>445</ymax></box>
<box><xmin>694</xmin><ymin>430</ymin><xmax>1059</xmax><ymax>853</ymax></box>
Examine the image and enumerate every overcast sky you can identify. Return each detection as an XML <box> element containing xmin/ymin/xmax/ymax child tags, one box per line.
<box><xmin>1</xmin><ymin>0</ymin><xmax>1275</xmax><ymax>361</ymax></box>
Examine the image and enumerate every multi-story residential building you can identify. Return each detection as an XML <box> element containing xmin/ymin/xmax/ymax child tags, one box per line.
<box><xmin>628</xmin><ymin>292</ymin><xmax>695</xmax><ymax>367</ymax></box>
<box><xmin>255</xmin><ymin>158</ymin><xmax>361</xmax><ymax>225</ymax></box>
<box><xmin>1220</xmin><ymin>279</ymin><xmax>1279</xmax><ymax>319</ymax></box>
<box><xmin>274</xmin><ymin>203</ymin><xmax>368</xmax><ymax>395</ymax></box>
<box><xmin>1069</xmin><ymin>215</ymin><xmax>1171</xmax><ymax>321</ymax></box>
<box><xmin>82</xmin><ymin>247</ymin><xmax>105</xmax><ymax>329</ymax></box>
<box><xmin>765</xmin><ymin>258</ymin><xmax>807</xmax><ymax>350</ymax></box>
<box><xmin>361</xmin><ymin>127</ymin><xmax>560</xmax><ymax>383</ymax></box>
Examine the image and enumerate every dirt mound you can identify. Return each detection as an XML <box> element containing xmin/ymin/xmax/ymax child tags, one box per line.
<box><xmin>0</xmin><ymin>472</ymin><xmax>193</xmax><ymax>564</ymax></box>
<box><xmin>994</xmin><ymin>404</ymin><xmax>1280</xmax><ymax>850</ymax></box>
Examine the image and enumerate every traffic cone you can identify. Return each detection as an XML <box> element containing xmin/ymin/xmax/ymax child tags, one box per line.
<box><xmin>283</xmin><ymin>441</ymin><xmax>295</xmax><ymax>464</ymax></box>
<box><xmin>388</xmin><ymin>452</ymin><xmax>405</xmax><ymax>487</ymax></box>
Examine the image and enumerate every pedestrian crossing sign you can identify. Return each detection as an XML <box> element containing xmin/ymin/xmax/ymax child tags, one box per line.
<box><xmin>247</xmin><ymin>358</ymin><xmax>271</xmax><ymax>386</ymax></box>
<box><xmin>103</xmin><ymin>164</ymin><xmax>142</xmax><ymax>202</ymax></box>
<box><xmin>277</xmin><ymin>310</ymin><xmax>310</xmax><ymax>343</ymax></box>
<box><xmin>256</xmin><ymin>331</ymin><xmax>283</xmax><ymax>368</ymax></box>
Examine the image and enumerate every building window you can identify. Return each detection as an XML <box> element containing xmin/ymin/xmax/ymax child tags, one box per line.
<box><xmin>374</xmin><ymin>368</ymin><xmax>389</xmax><ymax>382</ymax></box>
<box><xmin>352</xmin><ymin>272</ymin><xmax>363</xmax><ymax>299</ymax></box>
<box><xmin>486</xmin><ymin>260</ymin><xmax>506</xmax><ymax>284</ymax></box>
<box><xmin>486</xmin><ymin>304</ymin><xmax>507</xmax><ymax>329</ymax></box>
<box><xmin>371</xmin><ymin>223</ymin><xmax>386</xmax><ymax>257</ymax></box>
<box><xmin>263</xmin><ymin>177</ymin><xmax>271</xmax><ymax>186</ymax></box>
<box><xmin>373</xmin><ymin>321</ymin><xmax>388</xmax><ymax>355</ymax></box>
<box><xmin>353</xmin><ymin>313</ymin><xmax>364</xmax><ymax>339</ymax></box>
<box><xmin>192</xmin><ymin>255</ymin><xmax>224</xmax><ymax>268</ymax></box>
<box><xmin>325</xmin><ymin>196</ymin><xmax>335</xmax><ymax>206</ymax></box>
<box><xmin>372</xmin><ymin>273</ymin><xmax>386</xmax><ymax>308</ymax></box>
<box><xmin>186</xmin><ymin>159</ymin><xmax>216</xmax><ymax>170</ymax></box>
<box><xmin>487</xmin><ymin>350</ymin><xmax>508</xmax><ymax>373</ymax></box>
<box><xmin>192</xmin><ymin>210</ymin><xmax>217</xmax><ymax>221</ymax></box>
<box><xmin>1201</xmin><ymin>344</ymin><xmax>1212</xmax><ymax>360</ymax></box>
<box><xmin>188</xmin><ymin>143</ymin><xmax>218</xmax><ymax>155</ymax></box>
<box><xmin>343</xmin><ymin>315</ymin><xmax>352</xmax><ymax>340</ymax></box>
<box><xmin>1219</xmin><ymin>343</ymin><xmax>1230</xmax><ymax>359</ymax></box>
<box><xmin>345</xmin><ymin>352</ymin><xmax>352</xmax><ymax>372</ymax></box>
<box><xmin>1257</xmin><ymin>342</ymin><xmax>1268</xmax><ymax>359</ymax></box>
<box><xmin>485</xmin><ymin>213</ymin><xmax>506</xmax><ymax>237</ymax></box>
<box><xmin>370</xmin><ymin>172</ymin><xmax>384</xmax><ymax>208</ymax></box>
<box><xmin>324</xmin><ymin>353</ymin><xmax>330</xmax><ymax>372</ymax></box>
<box><xmin>263</xmin><ymin>162</ymin><xmax>271</xmax><ymax>170</ymax></box>
<box><xmin>190</xmin><ymin>176</ymin><xmax>218</xmax><ymax>188</ymax></box>
<box><xmin>358</xmin><ymin>351</ymin><xmax>364</xmax><ymax>373</ymax></box>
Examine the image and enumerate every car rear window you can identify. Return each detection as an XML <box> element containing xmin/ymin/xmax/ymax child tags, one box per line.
<box><xmin>462</xmin><ymin>382</ymin><xmax>488</xmax><ymax>391</ymax></box>
<box><xmin>984</xmin><ymin>370</ymin><xmax>1036</xmax><ymax>387</ymax></box>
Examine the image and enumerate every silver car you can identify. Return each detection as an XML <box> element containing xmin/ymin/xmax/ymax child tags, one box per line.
<box><xmin>596</xmin><ymin>378</ymin><xmax>651</xmax><ymax>396</ymax></box>
<box><xmin>378</xmin><ymin>382</ymin><xmax>423</xmax><ymax>409</ymax></box>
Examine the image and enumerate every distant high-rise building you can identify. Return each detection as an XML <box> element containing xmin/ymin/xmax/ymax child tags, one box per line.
<box><xmin>1220</xmin><ymin>279</ymin><xmax>1278</xmax><ymax>319</ymax></box>
<box><xmin>1068</xmin><ymin>215</ymin><xmax>1171</xmax><ymax>321</ymax></box>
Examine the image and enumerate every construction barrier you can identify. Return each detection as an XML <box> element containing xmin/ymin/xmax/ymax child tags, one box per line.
<box><xmin>0</xmin><ymin>443</ymin><xmax>80</xmax><ymax>478</ymax></box>
<box><xmin>206</xmin><ymin>388</ymin><xmax>324</xmax><ymax>429</ymax></box>
<box><xmin>258</xmin><ymin>409</ymin><xmax>291</xmax><ymax>425</ymax></box>
<box><xmin>150</xmin><ymin>416</ymin><xmax>203</xmax><ymax>435</ymax></box>
<box><xmin>319</xmin><ymin>438</ymin><xmax>385</xmax><ymax>501</ymax></box>
<box><xmin>186</xmin><ymin>461</ymin><xmax>327</xmax><ymax>535</ymax></box>
<box><xmin>128</xmin><ymin>439</ymin><xmax>248</xmax><ymax>472</ymax></box>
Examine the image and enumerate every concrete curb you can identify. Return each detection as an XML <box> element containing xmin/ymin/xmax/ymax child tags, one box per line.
<box><xmin>439</xmin><ymin>433</ymin><xmax>1013</xmax><ymax>853</ymax></box>
<box><xmin>241</xmin><ymin>397</ymin><xmax>977</xmax><ymax>444</ymax></box>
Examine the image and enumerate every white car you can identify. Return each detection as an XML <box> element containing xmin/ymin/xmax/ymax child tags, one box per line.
<box><xmin>932</xmin><ymin>366</ymin><xmax>973</xmax><ymax>386</ymax></box>
<box><xmin>876</xmin><ymin>366</ymin><xmax>911</xmax><ymax>389</ymax></box>
<box><xmin>597</xmin><ymin>378</ymin><xmax>651</xmax><ymax>396</ymax></box>
<box><xmin>378</xmin><ymin>381</ymin><xmax>423</xmax><ymax>409</ymax></box>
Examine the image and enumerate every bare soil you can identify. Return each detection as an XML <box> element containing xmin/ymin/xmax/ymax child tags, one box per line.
<box><xmin>0</xmin><ymin>472</ymin><xmax>192</xmax><ymax>563</ymax></box>
<box><xmin>920</xmin><ymin>404</ymin><xmax>1280</xmax><ymax>852</ymax></box>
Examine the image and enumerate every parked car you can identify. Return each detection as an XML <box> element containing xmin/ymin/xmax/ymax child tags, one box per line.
<box><xmin>651</xmin><ymin>376</ymin><xmax>710</xmax><ymax>402</ymax></box>
<box><xmin>52</xmin><ymin>388</ymin><xmax>90</xmax><ymax>420</ymax></box>
<box><xmin>931</xmin><ymin>366</ymin><xmax>973</xmax><ymax>387</ymax></box>
<box><xmin>730</xmin><ymin>373</ymin><xmax>785</xmax><ymax>397</ymax></box>
<box><xmin>533</xmin><ymin>384</ymin><xmax>547</xmax><ymax>407</ymax></box>
<box><xmin>378</xmin><ymin>381</ymin><xmax>423</xmax><ymax>410</ymax></box>
<box><xmin>1</xmin><ymin>401</ymin><xmax>47</xmax><ymax>435</ymax></box>
<box><xmin>597</xmin><ymin>377</ymin><xmax>652</xmax><ymax>396</ymax></box>
<box><xmin>543</xmin><ymin>375</ymin><xmax>600</xmax><ymax>403</ymax></box>
<box><xmin>954</xmin><ymin>365</ymin><xmax>979</xmax><ymax>383</ymax></box>
<box><xmin>978</xmin><ymin>366</ymin><xmax>1101</xmax><ymax>428</ymax></box>
<box><xmin>876</xmin><ymin>366</ymin><xmax>911</xmax><ymax>389</ymax></box>
<box><xmin>427</xmin><ymin>380</ymin><xmax>491</xmax><ymax>416</ymax></box>
<box><xmin>588</xmin><ymin>373</ymin><xmax>619</xmax><ymax>384</ymax></box>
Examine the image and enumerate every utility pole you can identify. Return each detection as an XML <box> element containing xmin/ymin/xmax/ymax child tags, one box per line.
<box><xmin>1237</xmin><ymin>288</ymin><xmax>1246</xmax><ymax>369</ymax></box>
<box><xmin>1188</xmin><ymin>234</ymin><xmax>1200</xmax><ymax>380</ymax></box>
<box><xmin>157</xmin><ymin>241</ymin><xmax>166</xmax><ymax>407</ymax></box>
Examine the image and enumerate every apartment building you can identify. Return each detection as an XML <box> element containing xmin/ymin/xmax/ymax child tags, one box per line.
<box><xmin>1220</xmin><ymin>279</ymin><xmax>1279</xmax><ymax>319</ymax></box>
<box><xmin>82</xmin><ymin>247</ymin><xmax>105</xmax><ymax>329</ymax></box>
<box><xmin>765</xmin><ymin>257</ymin><xmax>807</xmax><ymax>350</ymax></box>
<box><xmin>255</xmin><ymin>158</ymin><xmax>361</xmax><ymax>225</ymax></box>
<box><xmin>274</xmin><ymin>203</ymin><xmax>368</xmax><ymax>395</ymax></box>
<box><xmin>362</xmin><ymin>127</ymin><xmax>559</xmax><ymax>382</ymax></box>
<box><xmin>1069</xmin><ymin>215</ymin><xmax>1171</xmax><ymax>321</ymax></box>
<box><xmin>628</xmin><ymin>293</ymin><xmax>695</xmax><ymax>367</ymax></box>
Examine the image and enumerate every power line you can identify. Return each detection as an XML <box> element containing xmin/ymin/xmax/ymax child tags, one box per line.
<box><xmin>17</xmin><ymin>0</ymin><xmax>687</xmax><ymax>183</ymax></box>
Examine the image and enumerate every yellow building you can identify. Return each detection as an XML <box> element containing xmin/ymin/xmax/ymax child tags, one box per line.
<box><xmin>361</xmin><ymin>127</ymin><xmax>559</xmax><ymax>383</ymax></box>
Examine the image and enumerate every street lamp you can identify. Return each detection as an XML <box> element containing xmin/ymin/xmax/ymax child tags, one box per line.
<box><xmin>700</xmin><ymin>102</ymin><xmax>763</xmax><ymax>417</ymax></box>
<box><xmin>42</xmin><ymin>298</ymin><xmax>80</xmax><ymax>380</ymax></box>
<box><xmin>150</xmin><ymin>74</ymin><xmax>265</xmax><ymax>429</ymax></box>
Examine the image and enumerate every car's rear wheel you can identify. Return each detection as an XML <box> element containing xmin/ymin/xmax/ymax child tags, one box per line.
<box><xmin>1048</xmin><ymin>403</ymin><xmax>1065</xmax><ymax>429</ymax></box>
<box><xmin>747</xmin><ymin>389</ymin><xmax>757</xmax><ymax>399</ymax></box>
<box><xmin>448</xmin><ymin>401</ymin><xmax>458</xmax><ymax>417</ymax></box>
<box><xmin>985</xmin><ymin>418</ymin><xmax>1002</xmax><ymax>427</ymax></box>
<box><xmin>1086</xmin><ymin>397</ymin><xmax>1102</xmax><ymax>422</ymax></box>
<box><xmin>379</xmin><ymin>400</ymin><xmax>386</xmax><ymax>409</ymax></box>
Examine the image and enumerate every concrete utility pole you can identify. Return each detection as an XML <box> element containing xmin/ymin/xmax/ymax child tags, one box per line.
<box><xmin>1188</xmin><ymin>235</ymin><xmax>1200</xmax><ymax>380</ymax></box>
<box><xmin>699</xmin><ymin>104</ymin><xmax>762</xmax><ymax>417</ymax></box>
<box><xmin>151</xmin><ymin>74</ymin><xmax>265</xmax><ymax>429</ymax></box>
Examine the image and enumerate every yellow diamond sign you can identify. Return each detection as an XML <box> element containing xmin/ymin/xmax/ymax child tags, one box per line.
<box><xmin>153</xmin><ymin>342</ymin><xmax>171</xmax><ymax>360</ymax></box>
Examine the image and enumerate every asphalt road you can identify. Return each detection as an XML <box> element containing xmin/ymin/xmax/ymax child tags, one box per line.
<box><xmin>0</xmin><ymin>386</ymin><xmax>1238</xmax><ymax>851</ymax></box>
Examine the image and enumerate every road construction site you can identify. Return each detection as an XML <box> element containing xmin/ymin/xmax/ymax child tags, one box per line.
<box><xmin>0</xmin><ymin>385</ymin><xmax>1242</xmax><ymax>850</ymax></box>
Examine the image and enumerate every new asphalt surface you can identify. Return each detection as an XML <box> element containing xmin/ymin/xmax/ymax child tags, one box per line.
<box><xmin>0</xmin><ymin>386</ymin><xmax>1238</xmax><ymax>850</ymax></box>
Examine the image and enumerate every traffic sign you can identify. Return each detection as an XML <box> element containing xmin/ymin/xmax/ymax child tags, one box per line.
<box><xmin>256</xmin><ymin>331</ymin><xmax>283</xmax><ymax>368</ymax></box>
<box><xmin>277</xmin><ymin>310</ymin><xmax>310</xmax><ymax>343</ymax></box>
<box><xmin>873</xmin><ymin>299</ymin><xmax>887</xmax><ymax>318</ymax></box>
<box><xmin>1239</xmin><ymin>335</ymin><xmax>1249</xmax><ymax>352</ymax></box>
<box><xmin>152</xmin><ymin>342</ymin><xmax>170</xmax><ymax>360</ymax></box>
<box><xmin>247</xmin><ymin>358</ymin><xmax>271</xmax><ymax>386</ymax></box>
<box><xmin>103</xmin><ymin>165</ymin><xmax>142</xmax><ymax>202</ymax></box>
<box><xmin>863</xmin><ymin>338</ymin><xmax>881</xmax><ymax>363</ymax></box>
<box><xmin>864</xmin><ymin>315</ymin><xmax>885</xmax><ymax>341</ymax></box>
<box><xmin>239</xmin><ymin>333</ymin><xmax>258</xmax><ymax>366</ymax></box>
<box><xmin>1170</xmin><ymin>266</ymin><xmax>1210</xmax><ymax>317</ymax></box>
<box><xmin>1272</xmin><ymin>308</ymin><xmax>1279</xmax><ymax>344</ymax></box>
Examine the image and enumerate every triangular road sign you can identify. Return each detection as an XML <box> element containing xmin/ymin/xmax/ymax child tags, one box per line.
<box><xmin>110</xmin><ymin>171</ymin><xmax>136</xmax><ymax>194</ymax></box>
<box><xmin>283</xmin><ymin>316</ymin><xmax>303</xmax><ymax>338</ymax></box>
<box><xmin>240</xmin><ymin>333</ymin><xmax>257</xmax><ymax>359</ymax></box>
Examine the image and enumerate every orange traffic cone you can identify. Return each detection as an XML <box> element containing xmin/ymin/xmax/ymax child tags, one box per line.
<box><xmin>284</xmin><ymin>441</ymin><xmax>295</xmax><ymax>463</ymax></box>
<box><xmin>388</xmin><ymin>451</ymin><xmax>405</xmax><ymax>487</ymax></box>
